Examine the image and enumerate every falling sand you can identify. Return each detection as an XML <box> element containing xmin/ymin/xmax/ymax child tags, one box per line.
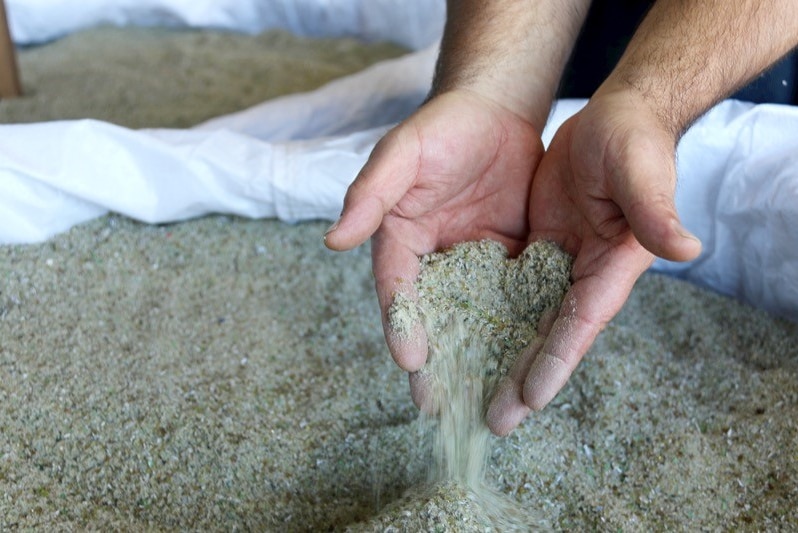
<box><xmin>384</xmin><ymin>240</ymin><xmax>572</xmax><ymax>530</ymax></box>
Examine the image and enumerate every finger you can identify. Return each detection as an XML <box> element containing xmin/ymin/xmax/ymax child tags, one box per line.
<box><xmin>522</xmin><ymin>294</ymin><xmax>592</xmax><ymax>412</ymax></box>
<box><xmin>372</xmin><ymin>229</ymin><xmax>428</xmax><ymax>372</ymax></box>
<box><xmin>485</xmin><ymin>308</ymin><xmax>557</xmax><ymax>436</ymax></box>
<box><xmin>612</xmin><ymin>135</ymin><xmax>702</xmax><ymax>262</ymax></box>
<box><xmin>536</xmin><ymin>306</ymin><xmax>559</xmax><ymax>338</ymax></box>
<box><xmin>523</xmin><ymin>249</ymin><xmax>647</xmax><ymax>410</ymax></box>
<box><xmin>324</xmin><ymin>127</ymin><xmax>421</xmax><ymax>251</ymax></box>
<box><xmin>323</xmin><ymin>194</ymin><xmax>385</xmax><ymax>252</ymax></box>
<box><xmin>486</xmin><ymin>338</ymin><xmax>543</xmax><ymax>436</ymax></box>
<box><xmin>624</xmin><ymin>191</ymin><xmax>701</xmax><ymax>263</ymax></box>
<box><xmin>409</xmin><ymin>370</ymin><xmax>437</xmax><ymax>415</ymax></box>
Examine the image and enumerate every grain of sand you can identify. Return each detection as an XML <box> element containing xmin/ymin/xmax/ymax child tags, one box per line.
<box><xmin>1</xmin><ymin>27</ymin><xmax>798</xmax><ymax>531</ymax></box>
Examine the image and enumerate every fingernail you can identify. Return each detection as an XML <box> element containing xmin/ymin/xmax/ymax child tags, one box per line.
<box><xmin>486</xmin><ymin>382</ymin><xmax>530</xmax><ymax>436</ymax></box>
<box><xmin>523</xmin><ymin>353</ymin><xmax>568</xmax><ymax>411</ymax></box>
<box><xmin>680</xmin><ymin>228</ymin><xmax>700</xmax><ymax>243</ymax></box>
<box><xmin>672</xmin><ymin>220</ymin><xmax>699</xmax><ymax>242</ymax></box>
<box><xmin>324</xmin><ymin>218</ymin><xmax>340</xmax><ymax>236</ymax></box>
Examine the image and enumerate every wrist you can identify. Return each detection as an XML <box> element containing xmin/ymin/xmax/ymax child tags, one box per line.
<box><xmin>593</xmin><ymin>77</ymin><xmax>688</xmax><ymax>140</ymax></box>
<box><xmin>432</xmin><ymin>0</ymin><xmax>591</xmax><ymax>132</ymax></box>
<box><xmin>575</xmin><ymin>86</ymin><xmax>680</xmax><ymax>184</ymax></box>
<box><xmin>428</xmin><ymin>80</ymin><xmax>548</xmax><ymax>132</ymax></box>
<box><xmin>597</xmin><ymin>0</ymin><xmax>798</xmax><ymax>137</ymax></box>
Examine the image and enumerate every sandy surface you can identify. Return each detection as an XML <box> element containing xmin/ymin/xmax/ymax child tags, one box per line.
<box><xmin>1</xmin><ymin>27</ymin><xmax>798</xmax><ymax>532</ymax></box>
<box><xmin>3</xmin><ymin>27</ymin><xmax>405</xmax><ymax>127</ymax></box>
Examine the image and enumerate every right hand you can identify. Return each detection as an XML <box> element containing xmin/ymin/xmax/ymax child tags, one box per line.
<box><xmin>324</xmin><ymin>89</ymin><xmax>544</xmax><ymax>407</ymax></box>
<box><xmin>486</xmin><ymin>88</ymin><xmax>703</xmax><ymax>435</ymax></box>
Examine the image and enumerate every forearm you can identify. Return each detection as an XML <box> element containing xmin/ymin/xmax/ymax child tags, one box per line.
<box><xmin>600</xmin><ymin>0</ymin><xmax>798</xmax><ymax>136</ymax></box>
<box><xmin>432</xmin><ymin>0</ymin><xmax>591</xmax><ymax>130</ymax></box>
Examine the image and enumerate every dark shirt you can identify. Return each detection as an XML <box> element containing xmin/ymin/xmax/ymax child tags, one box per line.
<box><xmin>560</xmin><ymin>0</ymin><xmax>798</xmax><ymax>104</ymax></box>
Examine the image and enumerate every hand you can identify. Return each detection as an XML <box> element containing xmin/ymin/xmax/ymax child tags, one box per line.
<box><xmin>486</xmin><ymin>89</ymin><xmax>702</xmax><ymax>435</ymax></box>
<box><xmin>324</xmin><ymin>89</ymin><xmax>544</xmax><ymax>406</ymax></box>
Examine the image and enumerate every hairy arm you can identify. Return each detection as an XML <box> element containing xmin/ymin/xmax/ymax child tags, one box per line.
<box><xmin>485</xmin><ymin>0</ymin><xmax>798</xmax><ymax>435</ymax></box>
<box><xmin>432</xmin><ymin>0</ymin><xmax>591</xmax><ymax>130</ymax></box>
<box><xmin>324</xmin><ymin>0</ymin><xmax>591</xmax><ymax>252</ymax></box>
<box><xmin>323</xmin><ymin>1</ymin><xmax>591</xmax><ymax>382</ymax></box>
<box><xmin>601</xmin><ymin>0</ymin><xmax>798</xmax><ymax>135</ymax></box>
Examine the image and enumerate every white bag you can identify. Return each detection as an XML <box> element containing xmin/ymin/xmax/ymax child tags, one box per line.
<box><xmin>1</xmin><ymin>0</ymin><xmax>796</xmax><ymax>321</ymax></box>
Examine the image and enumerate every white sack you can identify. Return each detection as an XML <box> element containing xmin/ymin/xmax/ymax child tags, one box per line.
<box><xmin>2</xmin><ymin>97</ymin><xmax>798</xmax><ymax>320</ymax></box>
<box><xmin>0</xmin><ymin>121</ymin><xmax>388</xmax><ymax>243</ymax></box>
<box><xmin>544</xmin><ymin>100</ymin><xmax>798</xmax><ymax>321</ymax></box>
<box><xmin>2</xmin><ymin>0</ymin><xmax>797</xmax><ymax>320</ymax></box>
<box><xmin>0</xmin><ymin>36</ymin><xmax>439</xmax><ymax>243</ymax></box>
<box><xmin>6</xmin><ymin>0</ymin><xmax>446</xmax><ymax>50</ymax></box>
<box><xmin>662</xmin><ymin>102</ymin><xmax>798</xmax><ymax>320</ymax></box>
<box><xmin>195</xmin><ymin>44</ymin><xmax>438</xmax><ymax>141</ymax></box>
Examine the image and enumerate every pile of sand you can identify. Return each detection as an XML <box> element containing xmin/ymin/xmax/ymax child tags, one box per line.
<box><xmin>1</xmin><ymin>27</ymin><xmax>796</xmax><ymax>531</ymax></box>
<box><xmin>4</xmin><ymin>26</ymin><xmax>405</xmax><ymax>127</ymax></box>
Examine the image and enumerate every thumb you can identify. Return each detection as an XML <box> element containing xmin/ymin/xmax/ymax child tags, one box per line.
<box><xmin>613</xmin><ymin>135</ymin><xmax>702</xmax><ymax>262</ymax></box>
<box><xmin>324</xmin><ymin>127</ymin><xmax>420</xmax><ymax>251</ymax></box>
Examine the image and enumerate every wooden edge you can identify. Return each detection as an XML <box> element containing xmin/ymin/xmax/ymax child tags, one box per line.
<box><xmin>0</xmin><ymin>0</ymin><xmax>22</xmax><ymax>98</ymax></box>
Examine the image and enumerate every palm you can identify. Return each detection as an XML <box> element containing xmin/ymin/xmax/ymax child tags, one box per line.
<box><xmin>327</xmin><ymin>90</ymin><xmax>544</xmax><ymax>373</ymax></box>
<box><xmin>486</xmin><ymin>95</ymin><xmax>701</xmax><ymax>435</ymax></box>
<box><xmin>377</xmin><ymin>91</ymin><xmax>543</xmax><ymax>261</ymax></box>
<box><xmin>529</xmin><ymin>91</ymin><xmax>705</xmax><ymax>345</ymax></box>
<box><xmin>529</xmin><ymin>111</ymin><xmax>657</xmax><ymax>339</ymax></box>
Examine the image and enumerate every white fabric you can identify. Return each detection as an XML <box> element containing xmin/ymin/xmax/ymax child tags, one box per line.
<box><xmin>6</xmin><ymin>0</ymin><xmax>446</xmax><ymax>50</ymax></box>
<box><xmin>541</xmin><ymin>100</ymin><xmax>798</xmax><ymax>321</ymax></box>
<box><xmin>664</xmin><ymin>102</ymin><xmax>798</xmax><ymax>319</ymax></box>
<box><xmin>1</xmin><ymin>1</ymin><xmax>797</xmax><ymax>321</ymax></box>
<box><xmin>0</xmin><ymin>121</ymin><xmax>390</xmax><ymax>242</ymax></box>
<box><xmin>194</xmin><ymin>44</ymin><xmax>439</xmax><ymax>141</ymax></box>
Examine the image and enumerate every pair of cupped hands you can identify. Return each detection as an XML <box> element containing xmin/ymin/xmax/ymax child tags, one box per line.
<box><xmin>325</xmin><ymin>87</ymin><xmax>701</xmax><ymax>436</ymax></box>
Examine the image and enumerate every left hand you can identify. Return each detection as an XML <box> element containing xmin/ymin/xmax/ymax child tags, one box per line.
<box><xmin>487</xmin><ymin>89</ymin><xmax>702</xmax><ymax>435</ymax></box>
